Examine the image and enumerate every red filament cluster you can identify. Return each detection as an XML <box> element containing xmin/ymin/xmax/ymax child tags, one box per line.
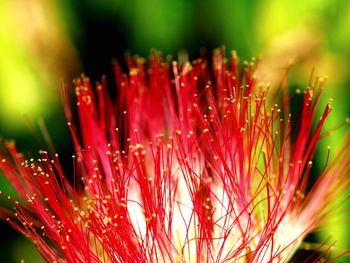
<box><xmin>1</xmin><ymin>48</ymin><xmax>349</xmax><ymax>262</ymax></box>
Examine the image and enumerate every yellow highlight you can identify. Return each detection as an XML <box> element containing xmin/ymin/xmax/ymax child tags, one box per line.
<box><xmin>2</xmin><ymin>65</ymin><xmax>42</xmax><ymax>115</ymax></box>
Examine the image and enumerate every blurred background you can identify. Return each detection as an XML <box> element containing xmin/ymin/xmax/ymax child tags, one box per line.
<box><xmin>0</xmin><ymin>0</ymin><xmax>350</xmax><ymax>262</ymax></box>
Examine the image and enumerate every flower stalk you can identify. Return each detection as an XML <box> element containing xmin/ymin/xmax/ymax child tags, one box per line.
<box><xmin>1</xmin><ymin>48</ymin><xmax>349</xmax><ymax>262</ymax></box>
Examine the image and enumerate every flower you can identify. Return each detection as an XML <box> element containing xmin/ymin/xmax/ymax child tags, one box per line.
<box><xmin>1</xmin><ymin>48</ymin><xmax>349</xmax><ymax>262</ymax></box>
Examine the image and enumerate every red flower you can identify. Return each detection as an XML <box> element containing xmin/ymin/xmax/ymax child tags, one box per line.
<box><xmin>1</xmin><ymin>48</ymin><xmax>349</xmax><ymax>262</ymax></box>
